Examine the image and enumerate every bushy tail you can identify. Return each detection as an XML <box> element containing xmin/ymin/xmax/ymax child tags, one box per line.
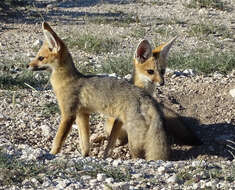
<box><xmin>161</xmin><ymin>104</ymin><xmax>202</xmax><ymax>146</ymax></box>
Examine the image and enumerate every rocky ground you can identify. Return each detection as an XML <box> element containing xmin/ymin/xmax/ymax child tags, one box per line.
<box><xmin>0</xmin><ymin>0</ymin><xmax>235</xmax><ymax>189</ymax></box>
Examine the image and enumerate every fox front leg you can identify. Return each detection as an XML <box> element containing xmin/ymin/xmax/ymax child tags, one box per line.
<box><xmin>50</xmin><ymin>115</ymin><xmax>75</xmax><ymax>154</ymax></box>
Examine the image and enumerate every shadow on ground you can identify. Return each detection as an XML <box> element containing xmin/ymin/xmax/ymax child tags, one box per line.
<box><xmin>171</xmin><ymin>122</ymin><xmax>235</xmax><ymax>161</ymax></box>
<box><xmin>0</xmin><ymin>0</ymin><xmax>137</xmax><ymax>26</ymax></box>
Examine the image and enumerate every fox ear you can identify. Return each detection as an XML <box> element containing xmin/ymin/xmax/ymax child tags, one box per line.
<box><xmin>159</xmin><ymin>36</ymin><xmax>177</xmax><ymax>58</ymax></box>
<box><xmin>42</xmin><ymin>22</ymin><xmax>61</xmax><ymax>52</ymax></box>
<box><xmin>135</xmin><ymin>39</ymin><xmax>152</xmax><ymax>63</ymax></box>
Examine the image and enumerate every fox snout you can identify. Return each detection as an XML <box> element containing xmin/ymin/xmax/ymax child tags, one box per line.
<box><xmin>159</xmin><ymin>78</ymin><xmax>164</xmax><ymax>86</ymax></box>
<box><xmin>27</xmin><ymin>60</ymin><xmax>47</xmax><ymax>71</ymax></box>
<box><xmin>153</xmin><ymin>75</ymin><xmax>165</xmax><ymax>86</ymax></box>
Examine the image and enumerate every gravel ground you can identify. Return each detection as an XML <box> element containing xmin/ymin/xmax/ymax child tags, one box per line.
<box><xmin>0</xmin><ymin>0</ymin><xmax>235</xmax><ymax>189</ymax></box>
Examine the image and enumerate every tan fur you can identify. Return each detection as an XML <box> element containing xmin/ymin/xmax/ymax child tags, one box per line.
<box><xmin>105</xmin><ymin>38</ymin><xmax>202</xmax><ymax>146</ymax></box>
<box><xmin>28</xmin><ymin>22</ymin><xmax>170</xmax><ymax>161</ymax></box>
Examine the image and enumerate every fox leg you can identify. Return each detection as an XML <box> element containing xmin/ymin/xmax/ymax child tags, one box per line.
<box><xmin>104</xmin><ymin>117</ymin><xmax>116</xmax><ymax>136</ymax></box>
<box><xmin>50</xmin><ymin>115</ymin><xmax>75</xmax><ymax>154</ymax></box>
<box><xmin>103</xmin><ymin>119</ymin><xmax>123</xmax><ymax>158</ymax></box>
<box><xmin>125</xmin><ymin>119</ymin><xmax>147</xmax><ymax>159</ymax></box>
<box><xmin>76</xmin><ymin>112</ymin><xmax>90</xmax><ymax>157</ymax></box>
<box><xmin>104</xmin><ymin>117</ymin><xmax>128</xmax><ymax>145</ymax></box>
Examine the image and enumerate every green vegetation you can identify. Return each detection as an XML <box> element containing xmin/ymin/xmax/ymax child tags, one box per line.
<box><xmin>0</xmin><ymin>58</ymin><xmax>49</xmax><ymax>90</ymax></box>
<box><xmin>99</xmin><ymin>56</ymin><xmax>133</xmax><ymax>77</ymax></box>
<box><xmin>65</xmin><ymin>33</ymin><xmax>119</xmax><ymax>54</ymax></box>
<box><xmin>130</xmin><ymin>27</ymin><xmax>146</xmax><ymax>39</ymax></box>
<box><xmin>187</xmin><ymin>22</ymin><xmax>233</xmax><ymax>39</ymax></box>
<box><xmin>0</xmin><ymin>0</ymin><xmax>28</xmax><ymax>9</ymax></box>
<box><xmin>185</xmin><ymin>0</ymin><xmax>227</xmax><ymax>11</ymax></box>
<box><xmin>87</xmin><ymin>12</ymin><xmax>139</xmax><ymax>27</ymax></box>
<box><xmin>41</xmin><ymin>102</ymin><xmax>60</xmax><ymax>117</ymax></box>
<box><xmin>0</xmin><ymin>150</ymin><xmax>46</xmax><ymax>187</ymax></box>
<box><xmin>168</xmin><ymin>51</ymin><xmax>235</xmax><ymax>75</ymax></box>
<box><xmin>176</xmin><ymin>163</ymin><xmax>235</xmax><ymax>186</ymax></box>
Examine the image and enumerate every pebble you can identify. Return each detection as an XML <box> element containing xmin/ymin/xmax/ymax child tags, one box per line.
<box><xmin>229</xmin><ymin>88</ymin><xmax>235</xmax><ymax>98</ymax></box>
<box><xmin>105</xmin><ymin>178</ymin><xmax>114</xmax><ymax>184</ymax></box>
<box><xmin>157</xmin><ymin>166</ymin><xmax>166</xmax><ymax>173</ymax></box>
<box><xmin>97</xmin><ymin>173</ymin><xmax>106</xmax><ymax>181</ymax></box>
<box><xmin>112</xmin><ymin>159</ymin><xmax>122</xmax><ymax>167</ymax></box>
<box><xmin>40</xmin><ymin>125</ymin><xmax>52</xmax><ymax>137</ymax></box>
<box><xmin>111</xmin><ymin>182</ymin><xmax>129</xmax><ymax>190</ymax></box>
<box><xmin>0</xmin><ymin>113</ymin><xmax>5</xmax><ymax>122</ymax></box>
<box><xmin>166</xmin><ymin>174</ymin><xmax>178</xmax><ymax>183</ymax></box>
<box><xmin>33</xmin><ymin>39</ymin><xmax>43</xmax><ymax>47</ymax></box>
<box><xmin>0</xmin><ymin>142</ymin><xmax>234</xmax><ymax>189</ymax></box>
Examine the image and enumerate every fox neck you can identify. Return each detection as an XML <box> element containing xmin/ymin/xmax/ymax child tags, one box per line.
<box><xmin>132</xmin><ymin>67</ymin><xmax>154</xmax><ymax>95</ymax></box>
<box><xmin>50</xmin><ymin>52</ymin><xmax>83</xmax><ymax>87</ymax></box>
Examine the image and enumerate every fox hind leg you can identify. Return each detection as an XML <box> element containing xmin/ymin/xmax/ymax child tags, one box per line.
<box><xmin>76</xmin><ymin>112</ymin><xmax>90</xmax><ymax>157</ymax></box>
<box><xmin>104</xmin><ymin>117</ymin><xmax>128</xmax><ymax>145</ymax></box>
<box><xmin>104</xmin><ymin>119</ymin><xmax>123</xmax><ymax>158</ymax></box>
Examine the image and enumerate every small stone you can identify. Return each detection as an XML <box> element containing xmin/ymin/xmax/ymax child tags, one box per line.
<box><xmin>112</xmin><ymin>159</ymin><xmax>122</xmax><ymax>167</ymax></box>
<box><xmin>198</xmin><ymin>8</ymin><xmax>207</xmax><ymax>16</ymax></box>
<box><xmin>132</xmin><ymin>173</ymin><xmax>142</xmax><ymax>179</ymax></box>
<box><xmin>111</xmin><ymin>182</ymin><xmax>129</xmax><ymax>190</ymax></box>
<box><xmin>213</xmin><ymin>72</ymin><xmax>223</xmax><ymax>79</ymax></box>
<box><xmin>56</xmin><ymin>179</ymin><xmax>71</xmax><ymax>189</ymax></box>
<box><xmin>108</xmin><ymin>73</ymin><xmax>117</xmax><ymax>78</ymax></box>
<box><xmin>166</xmin><ymin>68</ymin><xmax>174</xmax><ymax>74</ymax></box>
<box><xmin>124</xmin><ymin>74</ymin><xmax>132</xmax><ymax>81</ymax></box>
<box><xmin>33</xmin><ymin>39</ymin><xmax>43</xmax><ymax>47</ymax></box>
<box><xmin>72</xmin><ymin>124</ymin><xmax>77</xmax><ymax>129</ymax></box>
<box><xmin>166</xmin><ymin>174</ymin><xmax>179</xmax><ymax>183</ymax></box>
<box><xmin>89</xmin><ymin>179</ymin><xmax>98</xmax><ymax>186</ymax></box>
<box><xmin>95</xmin><ymin>64</ymin><xmax>102</xmax><ymax>68</ymax></box>
<box><xmin>157</xmin><ymin>166</ymin><xmax>165</xmax><ymax>173</ymax></box>
<box><xmin>192</xmin><ymin>160</ymin><xmax>206</xmax><ymax>167</ymax></box>
<box><xmin>97</xmin><ymin>173</ymin><xmax>106</xmax><ymax>181</ymax></box>
<box><xmin>0</xmin><ymin>113</ymin><xmax>5</xmax><ymax>122</ymax></box>
<box><xmin>46</xmin><ymin>4</ymin><xmax>55</xmax><ymax>9</ymax></box>
<box><xmin>183</xmin><ymin>69</ymin><xmax>195</xmax><ymax>76</ymax></box>
<box><xmin>229</xmin><ymin>88</ymin><xmax>235</xmax><ymax>98</ymax></box>
<box><xmin>40</xmin><ymin>125</ymin><xmax>52</xmax><ymax>137</ymax></box>
<box><xmin>193</xmin><ymin>183</ymin><xmax>199</xmax><ymax>189</ymax></box>
<box><xmin>105</xmin><ymin>177</ymin><xmax>114</xmax><ymax>183</ymax></box>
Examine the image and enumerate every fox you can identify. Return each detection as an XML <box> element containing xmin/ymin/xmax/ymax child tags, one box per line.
<box><xmin>105</xmin><ymin>38</ymin><xmax>202</xmax><ymax>146</ymax></box>
<box><xmin>27</xmin><ymin>22</ymin><xmax>170</xmax><ymax>161</ymax></box>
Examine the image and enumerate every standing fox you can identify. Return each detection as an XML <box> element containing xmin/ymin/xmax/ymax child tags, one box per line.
<box><xmin>28</xmin><ymin>22</ymin><xmax>170</xmax><ymax>161</ymax></box>
<box><xmin>105</xmin><ymin>38</ymin><xmax>202</xmax><ymax>146</ymax></box>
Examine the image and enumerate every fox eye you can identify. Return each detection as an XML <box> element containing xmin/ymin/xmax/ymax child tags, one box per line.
<box><xmin>38</xmin><ymin>56</ymin><xmax>44</xmax><ymax>61</ymax></box>
<box><xmin>147</xmin><ymin>70</ymin><xmax>154</xmax><ymax>75</ymax></box>
<box><xmin>161</xmin><ymin>69</ymin><xmax>165</xmax><ymax>75</ymax></box>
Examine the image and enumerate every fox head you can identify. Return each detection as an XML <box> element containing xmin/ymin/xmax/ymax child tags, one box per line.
<box><xmin>28</xmin><ymin>22</ymin><xmax>68</xmax><ymax>71</ymax></box>
<box><xmin>133</xmin><ymin>37</ymin><xmax>176</xmax><ymax>90</ymax></box>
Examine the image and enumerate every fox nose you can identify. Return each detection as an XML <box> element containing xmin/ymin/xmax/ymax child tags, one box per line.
<box><xmin>159</xmin><ymin>80</ymin><xmax>164</xmax><ymax>86</ymax></box>
<box><xmin>26</xmin><ymin>64</ymin><xmax>29</xmax><ymax>69</ymax></box>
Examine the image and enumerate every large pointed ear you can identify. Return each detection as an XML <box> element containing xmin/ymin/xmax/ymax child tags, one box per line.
<box><xmin>42</xmin><ymin>22</ymin><xmax>61</xmax><ymax>52</ymax></box>
<box><xmin>134</xmin><ymin>39</ymin><xmax>152</xmax><ymax>63</ymax></box>
<box><xmin>159</xmin><ymin>36</ymin><xmax>177</xmax><ymax>58</ymax></box>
